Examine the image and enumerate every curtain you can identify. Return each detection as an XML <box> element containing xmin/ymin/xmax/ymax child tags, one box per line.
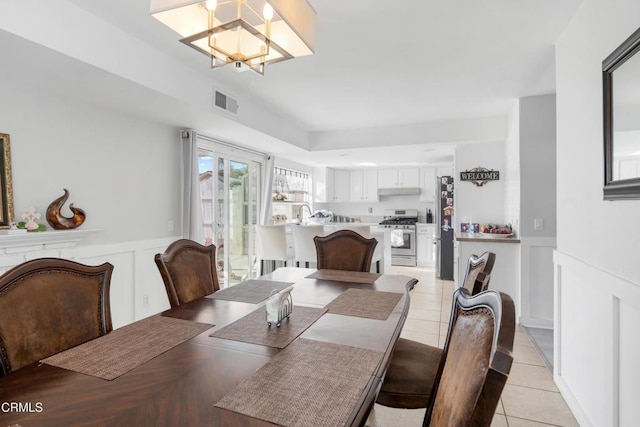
<box><xmin>181</xmin><ymin>130</ymin><xmax>205</xmax><ymax>243</ymax></box>
<box><xmin>259</xmin><ymin>155</ymin><xmax>275</xmax><ymax>225</ymax></box>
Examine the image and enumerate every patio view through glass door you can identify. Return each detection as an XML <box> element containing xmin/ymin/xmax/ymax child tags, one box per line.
<box><xmin>198</xmin><ymin>148</ymin><xmax>261</xmax><ymax>288</ymax></box>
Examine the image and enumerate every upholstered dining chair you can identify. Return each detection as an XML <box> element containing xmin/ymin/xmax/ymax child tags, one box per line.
<box><xmin>424</xmin><ymin>288</ymin><xmax>515</xmax><ymax>425</ymax></box>
<box><xmin>314</xmin><ymin>229</ymin><xmax>378</xmax><ymax>272</ymax></box>
<box><xmin>255</xmin><ymin>225</ymin><xmax>290</xmax><ymax>275</ymax></box>
<box><xmin>376</xmin><ymin>252</ymin><xmax>498</xmax><ymax>409</ymax></box>
<box><xmin>291</xmin><ymin>224</ymin><xmax>325</xmax><ymax>268</ymax></box>
<box><xmin>379</xmin><ymin>288</ymin><xmax>515</xmax><ymax>426</ymax></box>
<box><xmin>154</xmin><ymin>239</ymin><xmax>220</xmax><ymax>308</ymax></box>
<box><xmin>0</xmin><ymin>258</ymin><xmax>113</xmax><ymax>376</ymax></box>
<box><xmin>461</xmin><ymin>251</ymin><xmax>496</xmax><ymax>295</ymax></box>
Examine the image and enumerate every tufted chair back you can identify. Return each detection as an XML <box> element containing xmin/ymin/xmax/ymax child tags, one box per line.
<box><xmin>0</xmin><ymin>258</ymin><xmax>113</xmax><ymax>375</ymax></box>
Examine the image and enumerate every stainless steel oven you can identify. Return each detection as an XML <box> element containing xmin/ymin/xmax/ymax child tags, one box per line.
<box><xmin>380</xmin><ymin>209</ymin><xmax>418</xmax><ymax>267</ymax></box>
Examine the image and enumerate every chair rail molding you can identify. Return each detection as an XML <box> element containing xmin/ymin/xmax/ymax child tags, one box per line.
<box><xmin>0</xmin><ymin>229</ymin><xmax>102</xmax><ymax>271</ymax></box>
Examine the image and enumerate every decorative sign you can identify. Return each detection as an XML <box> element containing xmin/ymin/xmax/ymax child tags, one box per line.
<box><xmin>460</xmin><ymin>167</ymin><xmax>500</xmax><ymax>187</ymax></box>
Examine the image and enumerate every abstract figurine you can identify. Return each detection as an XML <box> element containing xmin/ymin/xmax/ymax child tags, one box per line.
<box><xmin>46</xmin><ymin>188</ymin><xmax>86</xmax><ymax>230</ymax></box>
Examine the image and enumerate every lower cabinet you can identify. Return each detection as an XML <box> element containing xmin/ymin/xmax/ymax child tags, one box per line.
<box><xmin>417</xmin><ymin>225</ymin><xmax>436</xmax><ymax>267</ymax></box>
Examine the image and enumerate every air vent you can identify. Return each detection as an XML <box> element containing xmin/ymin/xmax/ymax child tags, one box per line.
<box><xmin>213</xmin><ymin>90</ymin><xmax>239</xmax><ymax>115</ymax></box>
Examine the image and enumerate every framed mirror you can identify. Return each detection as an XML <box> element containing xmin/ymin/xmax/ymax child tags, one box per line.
<box><xmin>0</xmin><ymin>134</ymin><xmax>15</xmax><ymax>228</ymax></box>
<box><xmin>603</xmin><ymin>27</ymin><xmax>640</xmax><ymax>200</ymax></box>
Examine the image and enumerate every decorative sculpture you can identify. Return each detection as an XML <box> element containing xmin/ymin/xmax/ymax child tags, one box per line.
<box><xmin>46</xmin><ymin>189</ymin><xmax>86</xmax><ymax>230</ymax></box>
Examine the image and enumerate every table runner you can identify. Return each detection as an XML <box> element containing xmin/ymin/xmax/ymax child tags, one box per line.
<box><xmin>214</xmin><ymin>338</ymin><xmax>382</xmax><ymax>427</ymax></box>
<box><xmin>325</xmin><ymin>288</ymin><xmax>403</xmax><ymax>320</ymax></box>
<box><xmin>305</xmin><ymin>269</ymin><xmax>381</xmax><ymax>284</ymax></box>
<box><xmin>42</xmin><ymin>316</ymin><xmax>213</xmax><ymax>380</ymax></box>
<box><xmin>210</xmin><ymin>306</ymin><xmax>327</xmax><ymax>348</ymax></box>
<box><xmin>207</xmin><ymin>279</ymin><xmax>295</xmax><ymax>303</ymax></box>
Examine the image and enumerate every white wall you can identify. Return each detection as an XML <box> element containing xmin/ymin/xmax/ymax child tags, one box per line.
<box><xmin>555</xmin><ymin>0</ymin><xmax>640</xmax><ymax>425</ymax></box>
<box><xmin>454</xmin><ymin>141</ymin><xmax>506</xmax><ymax>226</ymax></box>
<box><xmin>520</xmin><ymin>94</ymin><xmax>557</xmax><ymax>238</ymax></box>
<box><xmin>0</xmin><ymin>77</ymin><xmax>182</xmax><ymax>245</ymax></box>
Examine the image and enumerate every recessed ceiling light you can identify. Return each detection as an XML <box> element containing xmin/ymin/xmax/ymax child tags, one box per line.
<box><xmin>355</xmin><ymin>162</ymin><xmax>377</xmax><ymax>167</ymax></box>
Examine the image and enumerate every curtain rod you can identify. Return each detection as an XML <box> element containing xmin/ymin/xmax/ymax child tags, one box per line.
<box><xmin>185</xmin><ymin>130</ymin><xmax>270</xmax><ymax>159</ymax></box>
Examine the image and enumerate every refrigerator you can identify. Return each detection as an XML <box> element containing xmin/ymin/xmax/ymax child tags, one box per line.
<box><xmin>435</xmin><ymin>176</ymin><xmax>454</xmax><ymax>280</ymax></box>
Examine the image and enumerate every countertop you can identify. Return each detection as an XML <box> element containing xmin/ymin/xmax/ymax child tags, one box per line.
<box><xmin>455</xmin><ymin>232</ymin><xmax>520</xmax><ymax>243</ymax></box>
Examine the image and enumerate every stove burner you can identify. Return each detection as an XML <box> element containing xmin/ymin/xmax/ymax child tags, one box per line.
<box><xmin>379</xmin><ymin>219</ymin><xmax>418</xmax><ymax>225</ymax></box>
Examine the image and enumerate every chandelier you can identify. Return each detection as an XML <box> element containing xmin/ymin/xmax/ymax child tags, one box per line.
<box><xmin>150</xmin><ymin>0</ymin><xmax>316</xmax><ymax>75</ymax></box>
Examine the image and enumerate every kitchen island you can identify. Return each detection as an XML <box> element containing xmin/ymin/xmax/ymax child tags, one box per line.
<box><xmin>282</xmin><ymin>223</ymin><xmax>391</xmax><ymax>273</ymax></box>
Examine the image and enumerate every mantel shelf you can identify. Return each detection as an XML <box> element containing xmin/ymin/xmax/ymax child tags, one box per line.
<box><xmin>0</xmin><ymin>228</ymin><xmax>101</xmax><ymax>249</ymax></box>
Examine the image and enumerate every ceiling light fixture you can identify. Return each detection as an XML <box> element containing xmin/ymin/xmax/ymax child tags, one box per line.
<box><xmin>150</xmin><ymin>0</ymin><xmax>316</xmax><ymax>75</ymax></box>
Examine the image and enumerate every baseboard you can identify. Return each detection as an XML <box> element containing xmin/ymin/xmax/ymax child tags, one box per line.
<box><xmin>554</xmin><ymin>374</ymin><xmax>593</xmax><ymax>427</ymax></box>
<box><xmin>519</xmin><ymin>316</ymin><xmax>553</xmax><ymax>329</ymax></box>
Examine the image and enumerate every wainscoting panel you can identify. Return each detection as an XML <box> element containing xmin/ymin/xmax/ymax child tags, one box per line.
<box><xmin>554</xmin><ymin>251</ymin><xmax>640</xmax><ymax>427</ymax></box>
<box><xmin>520</xmin><ymin>237</ymin><xmax>556</xmax><ymax>328</ymax></box>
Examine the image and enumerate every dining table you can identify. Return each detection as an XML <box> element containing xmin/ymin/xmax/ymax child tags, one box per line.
<box><xmin>0</xmin><ymin>267</ymin><xmax>417</xmax><ymax>426</ymax></box>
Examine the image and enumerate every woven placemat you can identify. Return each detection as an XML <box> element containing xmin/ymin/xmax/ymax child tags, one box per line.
<box><xmin>207</xmin><ymin>280</ymin><xmax>295</xmax><ymax>303</ymax></box>
<box><xmin>325</xmin><ymin>288</ymin><xmax>403</xmax><ymax>320</ymax></box>
<box><xmin>210</xmin><ymin>306</ymin><xmax>327</xmax><ymax>348</ymax></box>
<box><xmin>42</xmin><ymin>316</ymin><xmax>213</xmax><ymax>380</ymax></box>
<box><xmin>215</xmin><ymin>338</ymin><xmax>382</xmax><ymax>427</ymax></box>
<box><xmin>306</xmin><ymin>269</ymin><xmax>381</xmax><ymax>284</ymax></box>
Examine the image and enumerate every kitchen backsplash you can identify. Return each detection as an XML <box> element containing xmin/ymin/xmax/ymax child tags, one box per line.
<box><xmin>315</xmin><ymin>197</ymin><xmax>434</xmax><ymax>223</ymax></box>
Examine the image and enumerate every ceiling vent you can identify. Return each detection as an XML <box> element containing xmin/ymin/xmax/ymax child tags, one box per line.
<box><xmin>213</xmin><ymin>90</ymin><xmax>239</xmax><ymax>115</ymax></box>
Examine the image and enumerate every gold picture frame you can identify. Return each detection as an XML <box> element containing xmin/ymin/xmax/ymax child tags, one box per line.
<box><xmin>0</xmin><ymin>133</ymin><xmax>15</xmax><ymax>228</ymax></box>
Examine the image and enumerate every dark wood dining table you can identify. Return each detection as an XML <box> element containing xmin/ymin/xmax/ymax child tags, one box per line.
<box><xmin>0</xmin><ymin>268</ymin><xmax>417</xmax><ymax>426</ymax></box>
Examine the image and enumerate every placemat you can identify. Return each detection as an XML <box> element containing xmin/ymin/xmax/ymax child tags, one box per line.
<box><xmin>210</xmin><ymin>306</ymin><xmax>327</xmax><ymax>348</ymax></box>
<box><xmin>42</xmin><ymin>316</ymin><xmax>213</xmax><ymax>380</ymax></box>
<box><xmin>305</xmin><ymin>269</ymin><xmax>381</xmax><ymax>284</ymax></box>
<box><xmin>325</xmin><ymin>288</ymin><xmax>403</xmax><ymax>320</ymax></box>
<box><xmin>214</xmin><ymin>338</ymin><xmax>382</xmax><ymax>427</ymax></box>
<box><xmin>207</xmin><ymin>279</ymin><xmax>295</xmax><ymax>303</ymax></box>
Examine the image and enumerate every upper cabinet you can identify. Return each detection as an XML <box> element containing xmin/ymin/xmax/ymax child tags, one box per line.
<box><xmin>350</xmin><ymin>170</ymin><xmax>379</xmax><ymax>202</ymax></box>
<box><xmin>419</xmin><ymin>167</ymin><xmax>436</xmax><ymax>202</ymax></box>
<box><xmin>331</xmin><ymin>169</ymin><xmax>351</xmax><ymax>202</ymax></box>
<box><xmin>378</xmin><ymin>168</ymin><xmax>420</xmax><ymax>188</ymax></box>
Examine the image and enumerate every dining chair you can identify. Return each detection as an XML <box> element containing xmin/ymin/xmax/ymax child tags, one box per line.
<box><xmin>291</xmin><ymin>225</ymin><xmax>325</xmax><ymax>268</ymax></box>
<box><xmin>330</xmin><ymin>226</ymin><xmax>382</xmax><ymax>272</ymax></box>
<box><xmin>423</xmin><ymin>288</ymin><xmax>515</xmax><ymax>425</ymax></box>
<box><xmin>313</xmin><ymin>229</ymin><xmax>378</xmax><ymax>272</ymax></box>
<box><xmin>0</xmin><ymin>258</ymin><xmax>113</xmax><ymax>376</ymax></box>
<box><xmin>255</xmin><ymin>225</ymin><xmax>291</xmax><ymax>275</ymax></box>
<box><xmin>376</xmin><ymin>252</ymin><xmax>497</xmax><ymax>409</ymax></box>
<box><xmin>461</xmin><ymin>251</ymin><xmax>496</xmax><ymax>295</ymax></box>
<box><xmin>154</xmin><ymin>239</ymin><xmax>220</xmax><ymax>308</ymax></box>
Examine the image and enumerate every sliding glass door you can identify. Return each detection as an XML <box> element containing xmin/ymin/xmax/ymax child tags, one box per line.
<box><xmin>197</xmin><ymin>144</ymin><xmax>261</xmax><ymax>288</ymax></box>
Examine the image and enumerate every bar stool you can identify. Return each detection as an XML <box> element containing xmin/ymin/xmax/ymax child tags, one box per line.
<box><xmin>291</xmin><ymin>225</ymin><xmax>325</xmax><ymax>268</ymax></box>
<box><xmin>255</xmin><ymin>225</ymin><xmax>290</xmax><ymax>275</ymax></box>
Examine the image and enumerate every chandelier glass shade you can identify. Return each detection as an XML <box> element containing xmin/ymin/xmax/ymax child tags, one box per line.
<box><xmin>150</xmin><ymin>0</ymin><xmax>316</xmax><ymax>75</ymax></box>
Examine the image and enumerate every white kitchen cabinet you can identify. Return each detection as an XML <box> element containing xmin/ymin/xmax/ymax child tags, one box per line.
<box><xmin>350</xmin><ymin>170</ymin><xmax>378</xmax><ymax>202</ymax></box>
<box><xmin>419</xmin><ymin>167</ymin><xmax>436</xmax><ymax>202</ymax></box>
<box><xmin>417</xmin><ymin>224</ymin><xmax>436</xmax><ymax>267</ymax></box>
<box><xmin>332</xmin><ymin>169</ymin><xmax>350</xmax><ymax>202</ymax></box>
<box><xmin>378</xmin><ymin>168</ymin><xmax>420</xmax><ymax>188</ymax></box>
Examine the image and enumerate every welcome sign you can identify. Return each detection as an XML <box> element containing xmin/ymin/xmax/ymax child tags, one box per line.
<box><xmin>460</xmin><ymin>167</ymin><xmax>500</xmax><ymax>187</ymax></box>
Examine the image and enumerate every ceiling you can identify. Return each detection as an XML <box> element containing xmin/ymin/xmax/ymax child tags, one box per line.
<box><xmin>11</xmin><ymin>0</ymin><xmax>583</xmax><ymax>168</ymax></box>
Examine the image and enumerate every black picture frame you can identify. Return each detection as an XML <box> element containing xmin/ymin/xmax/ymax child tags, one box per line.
<box><xmin>603</xmin><ymin>26</ymin><xmax>640</xmax><ymax>200</ymax></box>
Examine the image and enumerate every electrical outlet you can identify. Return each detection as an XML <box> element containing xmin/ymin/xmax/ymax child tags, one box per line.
<box><xmin>534</xmin><ymin>218</ymin><xmax>543</xmax><ymax>230</ymax></box>
<box><xmin>143</xmin><ymin>295</ymin><xmax>150</xmax><ymax>307</ymax></box>
<box><xmin>368</xmin><ymin>207</ymin><xmax>373</xmax><ymax>213</ymax></box>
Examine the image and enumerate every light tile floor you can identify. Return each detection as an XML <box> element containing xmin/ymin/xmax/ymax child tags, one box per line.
<box><xmin>366</xmin><ymin>265</ymin><xmax>578</xmax><ymax>427</ymax></box>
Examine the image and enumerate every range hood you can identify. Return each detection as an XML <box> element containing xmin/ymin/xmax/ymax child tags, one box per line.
<box><xmin>377</xmin><ymin>187</ymin><xmax>421</xmax><ymax>196</ymax></box>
